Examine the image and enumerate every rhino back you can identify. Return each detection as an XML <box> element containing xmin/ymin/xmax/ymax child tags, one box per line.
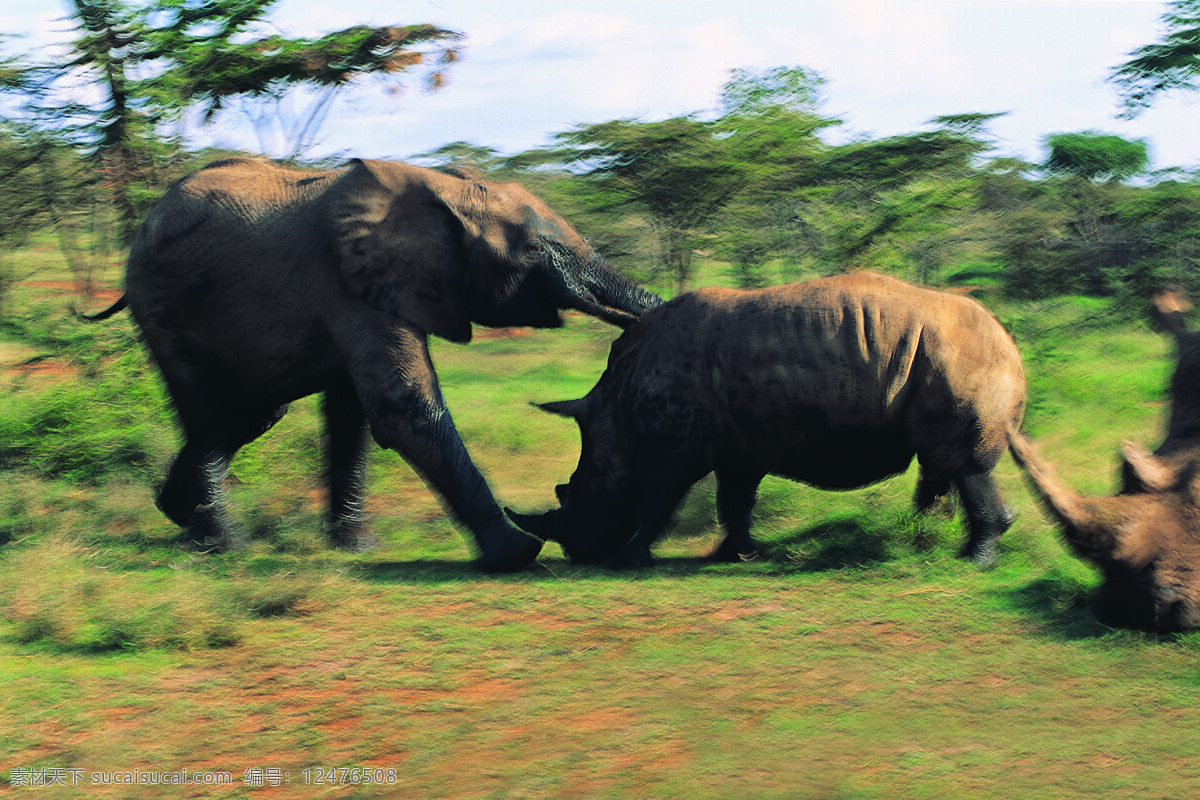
<box><xmin>604</xmin><ymin>273</ymin><xmax>1024</xmax><ymax>487</ymax></box>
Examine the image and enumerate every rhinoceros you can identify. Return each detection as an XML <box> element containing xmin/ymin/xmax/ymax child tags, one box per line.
<box><xmin>1008</xmin><ymin>290</ymin><xmax>1200</xmax><ymax>633</ymax></box>
<box><xmin>1121</xmin><ymin>290</ymin><xmax>1200</xmax><ymax>492</ymax></box>
<box><xmin>508</xmin><ymin>272</ymin><xmax>1027</xmax><ymax>568</ymax></box>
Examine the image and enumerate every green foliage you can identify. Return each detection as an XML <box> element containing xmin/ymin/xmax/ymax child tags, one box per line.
<box><xmin>1111</xmin><ymin>0</ymin><xmax>1200</xmax><ymax>115</ymax></box>
<box><xmin>1044</xmin><ymin>131</ymin><xmax>1149</xmax><ymax>182</ymax></box>
<box><xmin>0</xmin><ymin>348</ymin><xmax>174</xmax><ymax>485</ymax></box>
<box><xmin>718</xmin><ymin>65</ymin><xmax>827</xmax><ymax>116</ymax></box>
<box><xmin>1114</xmin><ymin>179</ymin><xmax>1200</xmax><ymax>295</ymax></box>
<box><xmin>551</xmin><ymin>117</ymin><xmax>747</xmax><ymax>289</ymax></box>
<box><xmin>15</xmin><ymin>1</ymin><xmax>460</xmax><ymax>240</ymax></box>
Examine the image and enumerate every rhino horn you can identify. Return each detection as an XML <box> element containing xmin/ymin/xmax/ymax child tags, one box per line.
<box><xmin>535</xmin><ymin>398</ymin><xmax>590</xmax><ymax>420</ymax></box>
<box><xmin>505</xmin><ymin>507</ymin><xmax>561</xmax><ymax>542</ymax></box>
<box><xmin>1007</xmin><ymin>425</ymin><xmax>1124</xmax><ymax>565</ymax></box>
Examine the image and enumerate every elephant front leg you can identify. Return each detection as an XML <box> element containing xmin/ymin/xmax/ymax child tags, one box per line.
<box><xmin>348</xmin><ymin>323</ymin><xmax>543</xmax><ymax>572</ymax></box>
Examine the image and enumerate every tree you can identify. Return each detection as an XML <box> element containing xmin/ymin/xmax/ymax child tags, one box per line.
<box><xmin>718</xmin><ymin>65</ymin><xmax>826</xmax><ymax>117</ymax></box>
<box><xmin>813</xmin><ymin>125</ymin><xmax>992</xmax><ymax>275</ymax></box>
<box><xmin>1043</xmin><ymin>131</ymin><xmax>1149</xmax><ymax>182</ymax></box>
<box><xmin>710</xmin><ymin>107</ymin><xmax>837</xmax><ymax>286</ymax></box>
<box><xmin>549</xmin><ymin>117</ymin><xmax>746</xmax><ymax>290</ymax></box>
<box><xmin>1111</xmin><ymin>0</ymin><xmax>1200</xmax><ymax>115</ymax></box>
<box><xmin>26</xmin><ymin>0</ymin><xmax>461</xmax><ymax>240</ymax></box>
<box><xmin>411</xmin><ymin>141</ymin><xmax>501</xmax><ymax>175</ymax></box>
<box><xmin>1114</xmin><ymin>179</ymin><xmax>1200</xmax><ymax>295</ymax></box>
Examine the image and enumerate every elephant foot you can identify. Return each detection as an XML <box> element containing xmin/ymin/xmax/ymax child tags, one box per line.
<box><xmin>476</xmin><ymin>525</ymin><xmax>543</xmax><ymax>573</ymax></box>
<box><xmin>182</xmin><ymin>503</ymin><xmax>247</xmax><ymax>553</ymax></box>
<box><xmin>707</xmin><ymin>537</ymin><xmax>760</xmax><ymax>563</ymax></box>
<box><xmin>327</xmin><ymin>519</ymin><xmax>379</xmax><ymax>553</ymax></box>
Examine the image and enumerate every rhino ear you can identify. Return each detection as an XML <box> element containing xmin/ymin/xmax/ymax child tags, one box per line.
<box><xmin>1151</xmin><ymin>289</ymin><xmax>1193</xmax><ymax>341</ymax></box>
<box><xmin>325</xmin><ymin>159</ymin><xmax>472</xmax><ymax>343</ymax></box>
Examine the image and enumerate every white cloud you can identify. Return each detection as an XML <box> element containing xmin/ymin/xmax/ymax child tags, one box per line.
<box><xmin>4</xmin><ymin>0</ymin><xmax>1199</xmax><ymax>169</ymax></box>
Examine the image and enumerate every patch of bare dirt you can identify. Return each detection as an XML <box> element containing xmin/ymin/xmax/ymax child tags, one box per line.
<box><xmin>472</xmin><ymin>327</ymin><xmax>533</xmax><ymax>341</ymax></box>
<box><xmin>20</xmin><ymin>279</ymin><xmax>123</xmax><ymax>306</ymax></box>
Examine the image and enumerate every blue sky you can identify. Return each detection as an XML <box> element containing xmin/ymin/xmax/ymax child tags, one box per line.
<box><xmin>4</xmin><ymin>0</ymin><xmax>1198</xmax><ymax>171</ymax></box>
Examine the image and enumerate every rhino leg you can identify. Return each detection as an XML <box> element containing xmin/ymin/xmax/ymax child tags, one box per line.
<box><xmin>915</xmin><ymin>467</ymin><xmax>954</xmax><ymax>513</ymax></box>
<box><xmin>954</xmin><ymin>471</ymin><xmax>1013</xmax><ymax>568</ymax></box>
<box><xmin>608</xmin><ymin>442</ymin><xmax>707</xmax><ymax>569</ymax></box>
<box><xmin>710</xmin><ymin>468</ymin><xmax>763</xmax><ymax>562</ymax></box>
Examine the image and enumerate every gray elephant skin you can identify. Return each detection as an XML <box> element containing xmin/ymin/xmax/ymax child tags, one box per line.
<box><xmin>1009</xmin><ymin>291</ymin><xmax>1200</xmax><ymax>632</ymax></box>
<box><xmin>85</xmin><ymin>157</ymin><xmax>661</xmax><ymax>571</ymax></box>
<box><xmin>509</xmin><ymin>272</ymin><xmax>1027</xmax><ymax>569</ymax></box>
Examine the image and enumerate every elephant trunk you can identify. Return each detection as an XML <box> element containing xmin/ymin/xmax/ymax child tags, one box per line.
<box><xmin>549</xmin><ymin>250</ymin><xmax>662</xmax><ymax>328</ymax></box>
<box><xmin>1007</xmin><ymin>426</ymin><xmax>1124</xmax><ymax>566</ymax></box>
<box><xmin>580</xmin><ymin>256</ymin><xmax>663</xmax><ymax>319</ymax></box>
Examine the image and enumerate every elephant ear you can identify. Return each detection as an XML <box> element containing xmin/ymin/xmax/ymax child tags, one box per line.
<box><xmin>324</xmin><ymin>159</ymin><xmax>473</xmax><ymax>343</ymax></box>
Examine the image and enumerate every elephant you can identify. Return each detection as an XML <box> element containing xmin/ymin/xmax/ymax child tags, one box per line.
<box><xmin>1007</xmin><ymin>290</ymin><xmax>1200</xmax><ymax>632</ymax></box>
<box><xmin>84</xmin><ymin>157</ymin><xmax>661</xmax><ymax>571</ymax></box>
<box><xmin>508</xmin><ymin>272</ymin><xmax>1027</xmax><ymax>568</ymax></box>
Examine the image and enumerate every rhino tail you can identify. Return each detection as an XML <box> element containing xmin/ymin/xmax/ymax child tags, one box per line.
<box><xmin>1006</xmin><ymin>424</ymin><xmax>1125</xmax><ymax>564</ymax></box>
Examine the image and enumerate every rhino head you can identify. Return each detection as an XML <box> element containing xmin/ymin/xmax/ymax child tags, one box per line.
<box><xmin>506</xmin><ymin>394</ymin><xmax>637</xmax><ymax>565</ymax></box>
<box><xmin>1009</xmin><ymin>426</ymin><xmax>1200</xmax><ymax>633</ymax></box>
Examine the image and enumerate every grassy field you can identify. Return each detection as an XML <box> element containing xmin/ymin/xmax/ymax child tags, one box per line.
<box><xmin>1</xmin><ymin>251</ymin><xmax>1198</xmax><ymax>799</ymax></box>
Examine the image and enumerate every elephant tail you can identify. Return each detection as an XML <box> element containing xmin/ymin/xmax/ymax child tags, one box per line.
<box><xmin>75</xmin><ymin>294</ymin><xmax>129</xmax><ymax>322</ymax></box>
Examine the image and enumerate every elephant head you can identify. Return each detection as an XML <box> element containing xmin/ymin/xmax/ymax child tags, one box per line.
<box><xmin>506</xmin><ymin>393</ymin><xmax>636</xmax><ymax>565</ymax></box>
<box><xmin>1009</xmin><ymin>426</ymin><xmax>1200</xmax><ymax>633</ymax></box>
<box><xmin>324</xmin><ymin>159</ymin><xmax>661</xmax><ymax>343</ymax></box>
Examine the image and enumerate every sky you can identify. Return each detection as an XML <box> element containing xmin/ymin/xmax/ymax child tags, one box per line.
<box><xmin>4</xmin><ymin>0</ymin><xmax>1199</xmax><ymax>172</ymax></box>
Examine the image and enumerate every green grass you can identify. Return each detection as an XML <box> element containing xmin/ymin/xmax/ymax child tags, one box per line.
<box><xmin>2</xmin><ymin>256</ymin><xmax>1199</xmax><ymax>798</ymax></box>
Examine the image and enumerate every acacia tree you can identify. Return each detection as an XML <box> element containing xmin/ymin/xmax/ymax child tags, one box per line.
<box><xmin>549</xmin><ymin>117</ymin><xmax>746</xmax><ymax>290</ymax></box>
<box><xmin>29</xmin><ymin>0</ymin><xmax>461</xmax><ymax>240</ymax></box>
<box><xmin>1043</xmin><ymin>131</ymin><xmax>1149</xmax><ymax>182</ymax></box>
<box><xmin>1111</xmin><ymin>0</ymin><xmax>1200</xmax><ymax>115</ymax></box>
<box><xmin>711</xmin><ymin>67</ymin><xmax>839</xmax><ymax>286</ymax></box>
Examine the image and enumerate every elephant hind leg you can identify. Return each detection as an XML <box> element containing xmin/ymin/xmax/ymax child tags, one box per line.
<box><xmin>953</xmin><ymin>471</ymin><xmax>1013</xmax><ymax>568</ymax></box>
<box><xmin>158</xmin><ymin>400</ymin><xmax>288</xmax><ymax>551</ymax></box>
<box><xmin>322</xmin><ymin>378</ymin><xmax>376</xmax><ymax>551</ymax></box>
